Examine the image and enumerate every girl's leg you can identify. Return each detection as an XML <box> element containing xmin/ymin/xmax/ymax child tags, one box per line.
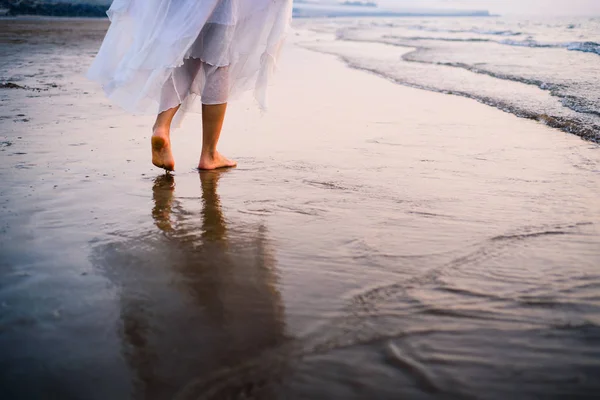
<box><xmin>198</xmin><ymin>103</ymin><xmax>237</xmax><ymax>170</ymax></box>
<box><xmin>151</xmin><ymin>105</ymin><xmax>180</xmax><ymax>171</ymax></box>
<box><xmin>151</xmin><ymin>57</ymin><xmax>203</xmax><ymax>171</ymax></box>
<box><xmin>198</xmin><ymin>64</ymin><xmax>236</xmax><ymax>170</ymax></box>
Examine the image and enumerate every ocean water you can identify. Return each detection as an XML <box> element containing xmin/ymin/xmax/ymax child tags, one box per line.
<box><xmin>296</xmin><ymin>16</ymin><xmax>600</xmax><ymax>142</ymax></box>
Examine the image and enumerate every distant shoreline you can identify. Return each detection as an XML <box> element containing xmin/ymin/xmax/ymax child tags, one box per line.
<box><xmin>1</xmin><ymin>2</ymin><xmax>491</xmax><ymax>19</ymax></box>
<box><xmin>292</xmin><ymin>3</ymin><xmax>490</xmax><ymax>18</ymax></box>
<box><xmin>0</xmin><ymin>15</ymin><xmax>109</xmax><ymax>20</ymax></box>
<box><xmin>292</xmin><ymin>13</ymin><xmax>495</xmax><ymax>18</ymax></box>
<box><xmin>0</xmin><ymin>3</ymin><xmax>109</xmax><ymax>18</ymax></box>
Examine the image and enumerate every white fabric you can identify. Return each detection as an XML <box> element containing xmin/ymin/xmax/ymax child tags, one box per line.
<box><xmin>87</xmin><ymin>0</ymin><xmax>293</xmax><ymax>125</ymax></box>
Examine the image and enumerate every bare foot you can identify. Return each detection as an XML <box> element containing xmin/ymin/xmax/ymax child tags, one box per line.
<box><xmin>198</xmin><ymin>151</ymin><xmax>237</xmax><ymax>170</ymax></box>
<box><xmin>151</xmin><ymin>129</ymin><xmax>175</xmax><ymax>171</ymax></box>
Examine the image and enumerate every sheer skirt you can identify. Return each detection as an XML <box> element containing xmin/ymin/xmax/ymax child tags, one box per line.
<box><xmin>87</xmin><ymin>0</ymin><xmax>293</xmax><ymax>125</ymax></box>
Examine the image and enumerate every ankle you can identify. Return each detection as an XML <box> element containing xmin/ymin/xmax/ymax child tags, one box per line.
<box><xmin>201</xmin><ymin>149</ymin><xmax>217</xmax><ymax>159</ymax></box>
<box><xmin>152</xmin><ymin>124</ymin><xmax>170</xmax><ymax>137</ymax></box>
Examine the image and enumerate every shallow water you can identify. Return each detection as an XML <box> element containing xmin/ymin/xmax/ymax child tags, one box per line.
<box><xmin>1</xmin><ymin>19</ymin><xmax>600</xmax><ymax>399</ymax></box>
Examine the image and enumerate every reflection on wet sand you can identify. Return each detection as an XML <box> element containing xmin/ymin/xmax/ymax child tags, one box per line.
<box><xmin>93</xmin><ymin>172</ymin><xmax>287</xmax><ymax>400</ymax></box>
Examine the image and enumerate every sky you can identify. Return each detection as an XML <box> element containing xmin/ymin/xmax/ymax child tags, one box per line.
<box><xmin>376</xmin><ymin>0</ymin><xmax>600</xmax><ymax>16</ymax></box>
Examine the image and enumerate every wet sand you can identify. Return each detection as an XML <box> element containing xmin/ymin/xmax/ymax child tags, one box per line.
<box><xmin>1</xmin><ymin>19</ymin><xmax>600</xmax><ymax>399</ymax></box>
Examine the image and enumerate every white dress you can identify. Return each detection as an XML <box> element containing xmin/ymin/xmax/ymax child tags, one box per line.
<box><xmin>88</xmin><ymin>0</ymin><xmax>293</xmax><ymax>125</ymax></box>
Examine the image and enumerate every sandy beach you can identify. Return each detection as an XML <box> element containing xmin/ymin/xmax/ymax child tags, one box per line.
<box><xmin>1</xmin><ymin>19</ymin><xmax>599</xmax><ymax>399</ymax></box>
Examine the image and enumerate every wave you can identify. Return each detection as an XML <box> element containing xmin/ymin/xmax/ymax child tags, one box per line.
<box><xmin>401</xmin><ymin>56</ymin><xmax>600</xmax><ymax>119</ymax></box>
<box><xmin>385</xmin><ymin>32</ymin><xmax>600</xmax><ymax>57</ymax></box>
<box><xmin>389</xmin><ymin>35</ymin><xmax>490</xmax><ymax>43</ymax></box>
<box><xmin>499</xmin><ymin>38</ymin><xmax>554</xmax><ymax>48</ymax></box>
<box><xmin>567</xmin><ymin>41</ymin><xmax>600</xmax><ymax>56</ymax></box>
<box><xmin>369</xmin><ymin>35</ymin><xmax>600</xmax><ymax>119</ymax></box>
<box><xmin>408</xmin><ymin>25</ymin><xmax>523</xmax><ymax>37</ymax></box>
<box><xmin>345</xmin><ymin>59</ymin><xmax>600</xmax><ymax>142</ymax></box>
<box><xmin>500</xmin><ymin>39</ymin><xmax>600</xmax><ymax>56</ymax></box>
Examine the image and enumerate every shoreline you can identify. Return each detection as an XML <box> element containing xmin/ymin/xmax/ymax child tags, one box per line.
<box><xmin>293</xmin><ymin>27</ymin><xmax>600</xmax><ymax>144</ymax></box>
<box><xmin>339</xmin><ymin>50</ymin><xmax>600</xmax><ymax>143</ymax></box>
